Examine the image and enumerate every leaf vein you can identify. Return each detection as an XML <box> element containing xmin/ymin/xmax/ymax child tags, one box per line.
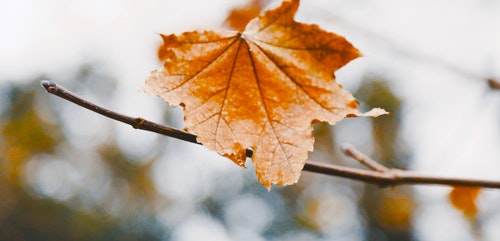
<box><xmin>247</xmin><ymin>42</ymin><xmax>295</xmax><ymax>177</ymax></box>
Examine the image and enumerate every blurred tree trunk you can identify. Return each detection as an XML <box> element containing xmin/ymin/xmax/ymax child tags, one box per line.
<box><xmin>356</xmin><ymin>79</ymin><xmax>415</xmax><ymax>241</ymax></box>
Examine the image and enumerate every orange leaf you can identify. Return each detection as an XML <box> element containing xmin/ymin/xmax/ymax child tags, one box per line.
<box><xmin>449</xmin><ymin>186</ymin><xmax>481</xmax><ymax>217</ymax></box>
<box><xmin>143</xmin><ymin>0</ymin><xmax>387</xmax><ymax>188</ymax></box>
<box><xmin>224</xmin><ymin>0</ymin><xmax>266</xmax><ymax>31</ymax></box>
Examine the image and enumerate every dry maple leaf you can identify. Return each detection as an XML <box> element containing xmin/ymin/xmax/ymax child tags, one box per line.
<box><xmin>143</xmin><ymin>0</ymin><xmax>386</xmax><ymax>189</ymax></box>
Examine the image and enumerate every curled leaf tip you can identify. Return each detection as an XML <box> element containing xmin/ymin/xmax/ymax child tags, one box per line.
<box><xmin>363</xmin><ymin>108</ymin><xmax>390</xmax><ymax>117</ymax></box>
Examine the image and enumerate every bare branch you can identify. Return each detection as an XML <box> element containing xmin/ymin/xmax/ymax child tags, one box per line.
<box><xmin>340</xmin><ymin>143</ymin><xmax>389</xmax><ymax>173</ymax></box>
<box><xmin>488</xmin><ymin>78</ymin><xmax>500</xmax><ymax>90</ymax></box>
<box><xmin>329</xmin><ymin>16</ymin><xmax>498</xmax><ymax>89</ymax></box>
<box><xmin>41</xmin><ymin>80</ymin><xmax>500</xmax><ymax>189</ymax></box>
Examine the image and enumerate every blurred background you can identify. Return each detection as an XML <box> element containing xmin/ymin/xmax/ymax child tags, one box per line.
<box><xmin>1</xmin><ymin>0</ymin><xmax>500</xmax><ymax>240</ymax></box>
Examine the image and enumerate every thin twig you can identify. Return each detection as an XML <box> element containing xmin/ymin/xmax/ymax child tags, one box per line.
<box><xmin>488</xmin><ymin>78</ymin><xmax>500</xmax><ymax>90</ymax></box>
<box><xmin>41</xmin><ymin>80</ymin><xmax>500</xmax><ymax>189</ymax></box>
<box><xmin>340</xmin><ymin>143</ymin><xmax>389</xmax><ymax>173</ymax></box>
<box><xmin>328</xmin><ymin>16</ymin><xmax>499</xmax><ymax>90</ymax></box>
<box><xmin>40</xmin><ymin>81</ymin><xmax>253</xmax><ymax>158</ymax></box>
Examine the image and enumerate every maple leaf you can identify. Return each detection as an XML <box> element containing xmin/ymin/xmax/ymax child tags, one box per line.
<box><xmin>143</xmin><ymin>0</ymin><xmax>386</xmax><ymax>188</ymax></box>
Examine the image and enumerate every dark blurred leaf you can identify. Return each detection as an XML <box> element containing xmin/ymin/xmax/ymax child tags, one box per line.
<box><xmin>0</xmin><ymin>71</ymin><xmax>163</xmax><ymax>241</ymax></box>
<box><xmin>99</xmin><ymin>144</ymin><xmax>157</xmax><ymax>202</ymax></box>
<box><xmin>377</xmin><ymin>194</ymin><xmax>413</xmax><ymax>231</ymax></box>
<box><xmin>1</xmin><ymin>84</ymin><xmax>62</xmax><ymax>186</ymax></box>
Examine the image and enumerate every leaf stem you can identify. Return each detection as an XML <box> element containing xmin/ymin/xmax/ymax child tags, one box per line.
<box><xmin>41</xmin><ymin>80</ymin><xmax>500</xmax><ymax>189</ymax></box>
